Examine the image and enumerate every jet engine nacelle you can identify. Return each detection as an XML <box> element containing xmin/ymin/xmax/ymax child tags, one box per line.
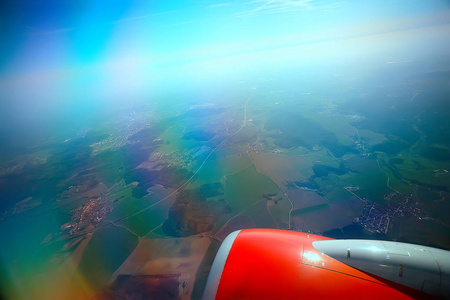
<box><xmin>203</xmin><ymin>229</ymin><xmax>449</xmax><ymax>299</ymax></box>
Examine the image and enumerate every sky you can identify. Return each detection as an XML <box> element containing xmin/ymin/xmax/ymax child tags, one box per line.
<box><xmin>1</xmin><ymin>1</ymin><xmax>449</xmax><ymax>69</ymax></box>
<box><xmin>0</xmin><ymin>0</ymin><xmax>449</xmax><ymax>146</ymax></box>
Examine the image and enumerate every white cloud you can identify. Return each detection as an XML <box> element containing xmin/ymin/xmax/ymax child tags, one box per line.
<box><xmin>208</xmin><ymin>2</ymin><xmax>232</xmax><ymax>8</ymax></box>
<box><xmin>235</xmin><ymin>0</ymin><xmax>344</xmax><ymax>17</ymax></box>
<box><xmin>236</xmin><ymin>0</ymin><xmax>314</xmax><ymax>17</ymax></box>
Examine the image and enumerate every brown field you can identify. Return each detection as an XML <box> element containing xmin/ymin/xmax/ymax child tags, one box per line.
<box><xmin>250</xmin><ymin>152</ymin><xmax>312</xmax><ymax>186</ymax></box>
<box><xmin>287</xmin><ymin>189</ymin><xmax>328</xmax><ymax>210</ymax></box>
<box><xmin>110</xmin><ymin>236</ymin><xmax>212</xmax><ymax>299</ymax></box>
<box><xmin>214</xmin><ymin>214</ymin><xmax>255</xmax><ymax>241</ymax></box>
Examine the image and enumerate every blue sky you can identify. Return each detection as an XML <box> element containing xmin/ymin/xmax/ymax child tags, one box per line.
<box><xmin>1</xmin><ymin>0</ymin><xmax>449</xmax><ymax>69</ymax></box>
<box><xmin>0</xmin><ymin>0</ymin><xmax>449</xmax><ymax>129</ymax></box>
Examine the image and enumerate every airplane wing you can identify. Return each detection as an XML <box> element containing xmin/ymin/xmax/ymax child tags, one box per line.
<box><xmin>203</xmin><ymin>229</ymin><xmax>449</xmax><ymax>299</ymax></box>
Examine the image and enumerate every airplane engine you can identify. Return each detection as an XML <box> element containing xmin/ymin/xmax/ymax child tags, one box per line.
<box><xmin>203</xmin><ymin>229</ymin><xmax>448</xmax><ymax>299</ymax></box>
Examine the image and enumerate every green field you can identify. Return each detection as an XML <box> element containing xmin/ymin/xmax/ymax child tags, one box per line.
<box><xmin>192</xmin><ymin>153</ymin><xmax>253</xmax><ymax>186</ymax></box>
<box><xmin>224</xmin><ymin>164</ymin><xmax>280</xmax><ymax>213</ymax></box>
<box><xmin>77</xmin><ymin>226</ymin><xmax>138</xmax><ymax>290</ymax></box>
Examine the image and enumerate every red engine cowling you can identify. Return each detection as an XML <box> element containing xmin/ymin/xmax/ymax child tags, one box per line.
<box><xmin>203</xmin><ymin>229</ymin><xmax>435</xmax><ymax>299</ymax></box>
